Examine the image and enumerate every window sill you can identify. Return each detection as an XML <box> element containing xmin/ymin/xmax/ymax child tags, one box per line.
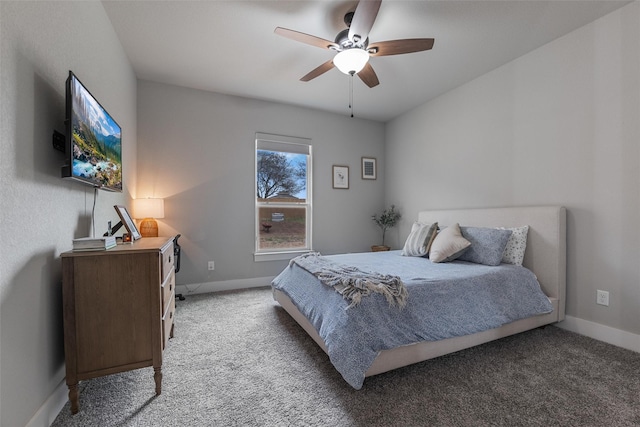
<box><xmin>254</xmin><ymin>250</ymin><xmax>311</xmax><ymax>262</ymax></box>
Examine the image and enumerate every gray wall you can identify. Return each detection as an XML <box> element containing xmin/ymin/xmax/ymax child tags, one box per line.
<box><xmin>0</xmin><ymin>2</ymin><xmax>137</xmax><ymax>425</ymax></box>
<box><xmin>137</xmin><ymin>80</ymin><xmax>386</xmax><ymax>287</ymax></box>
<box><xmin>385</xmin><ymin>2</ymin><xmax>640</xmax><ymax>335</ymax></box>
<box><xmin>2</xmin><ymin>0</ymin><xmax>638</xmax><ymax>424</ymax></box>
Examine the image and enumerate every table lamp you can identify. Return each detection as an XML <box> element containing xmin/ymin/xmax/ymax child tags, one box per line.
<box><xmin>132</xmin><ymin>198</ymin><xmax>164</xmax><ymax>237</ymax></box>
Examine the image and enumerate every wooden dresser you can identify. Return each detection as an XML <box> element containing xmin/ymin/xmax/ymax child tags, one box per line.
<box><xmin>61</xmin><ymin>236</ymin><xmax>176</xmax><ymax>414</ymax></box>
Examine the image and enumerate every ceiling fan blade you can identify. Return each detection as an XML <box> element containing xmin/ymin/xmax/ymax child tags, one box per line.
<box><xmin>348</xmin><ymin>0</ymin><xmax>381</xmax><ymax>44</ymax></box>
<box><xmin>274</xmin><ymin>27</ymin><xmax>339</xmax><ymax>50</ymax></box>
<box><xmin>368</xmin><ymin>38</ymin><xmax>435</xmax><ymax>56</ymax></box>
<box><xmin>357</xmin><ymin>62</ymin><xmax>379</xmax><ymax>88</ymax></box>
<box><xmin>300</xmin><ymin>59</ymin><xmax>335</xmax><ymax>82</ymax></box>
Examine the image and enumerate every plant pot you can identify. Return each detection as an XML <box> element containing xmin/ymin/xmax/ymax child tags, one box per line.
<box><xmin>371</xmin><ymin>245</ymin><xmax>391</xmax><ymax>252</ymax></box>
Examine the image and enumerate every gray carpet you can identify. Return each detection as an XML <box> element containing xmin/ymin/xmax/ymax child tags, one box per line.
<box><xmin>52</xmin><ymin>287</ymin><xmax>640</xmax><ymax>426</ymax></box>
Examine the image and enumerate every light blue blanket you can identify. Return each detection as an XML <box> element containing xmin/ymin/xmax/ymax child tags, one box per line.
<box><xmin>272</xmin><ymin>250</ymin><xmax>553</xmax><ymax>389</ymax></box>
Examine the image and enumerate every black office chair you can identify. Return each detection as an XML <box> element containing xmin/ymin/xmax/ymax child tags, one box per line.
<box><xmin>174</xmin><ymin>234</ymin><xmax>186</xmax><ymax>301</ymax></box>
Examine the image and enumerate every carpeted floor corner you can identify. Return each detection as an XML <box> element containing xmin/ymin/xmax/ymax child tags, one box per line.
<box><xmin>51</xmin><ymin>287</ymin><xmax>640</xmax><ymax>426</ymax></box>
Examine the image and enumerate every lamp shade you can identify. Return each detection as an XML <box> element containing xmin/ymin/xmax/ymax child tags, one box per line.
<box><xmin>132</xmin><ymin>198</ymin><xmax>164</xmax><ymax>219</ymax></box>
<box><xmin>132</xmin><ymin>198</ymin><xmax>164</xmax><ymax>238</ymax></box>
<box><xmin>333</xmin><ymin>48</ymin><xmax>369</xmax><ymax>75</ymax></box>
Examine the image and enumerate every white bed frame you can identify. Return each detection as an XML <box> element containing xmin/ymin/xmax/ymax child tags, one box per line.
<box><xmin>273</xmin><ymin>206</ymin><xmax>566</xmax><ymax>379</ymax></box>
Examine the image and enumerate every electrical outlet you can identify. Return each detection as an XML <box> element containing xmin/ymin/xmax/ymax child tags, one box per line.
<box><xmin>596</xmin><ymin>290</ymin><xmax>609</xmax><ymax>306</ymax></box>
<box><xmin>208</xmin><ymin>261</ymin><xmax>215</xmax><ymax>271</ymax></box>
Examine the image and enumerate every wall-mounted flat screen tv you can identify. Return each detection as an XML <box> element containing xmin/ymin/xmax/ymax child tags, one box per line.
<box><xmin>62</xmin><ymin>71</ymin><xmax>122</xmax><ymax>192</ymax></box>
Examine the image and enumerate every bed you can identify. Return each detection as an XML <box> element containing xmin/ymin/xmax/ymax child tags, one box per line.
<box><xmin>272</xmin><ymin>206</ymin><xmax>566</xmax><ymax>388</ymax></box>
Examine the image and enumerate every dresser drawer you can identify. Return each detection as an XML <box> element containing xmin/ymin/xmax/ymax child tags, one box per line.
<box><xmin>162</xmin><ymin>295</ymin><xmax>175</xmax><ymax>349</ymax></box>
<box><xmin>161</xmin><ymin>242</ymin><xmax>174</xmax><ymax>282</ymax></box>
<box><xmin>162</xmin><ymin>268</ymin><xmax>175</xmax><ymax>314</ymax></box>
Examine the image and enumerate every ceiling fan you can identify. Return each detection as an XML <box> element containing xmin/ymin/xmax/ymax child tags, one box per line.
<box><xmin>274</xmin><ymin>0</ymin><xmax>435</xmax><ymax>88</ymax></box>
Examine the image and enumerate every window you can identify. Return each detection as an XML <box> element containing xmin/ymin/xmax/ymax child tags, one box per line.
<box><xmin>255</xmin><ymin>133</ymin><xmax>312</xmax><ymax>261</ymax></box>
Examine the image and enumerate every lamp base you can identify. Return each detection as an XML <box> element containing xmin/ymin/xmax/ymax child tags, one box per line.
<box><xmin>139</xmin><ymin>218</ymin><xmax>158</xmax><ymax>237</ymax></box>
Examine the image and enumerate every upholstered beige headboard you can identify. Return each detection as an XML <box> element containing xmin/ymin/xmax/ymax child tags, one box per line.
<box><xmin>418</xmin><ymin>206</ymin><xmax>566</xmax><ymax>320</ymax></box>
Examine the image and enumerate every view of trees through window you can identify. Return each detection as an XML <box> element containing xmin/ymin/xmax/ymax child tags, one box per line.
<box><xmin>256</xmin><ymin>151</ymin><xmax>306</xmax><ymax>199</ymax></box>
<box><xmin>255</xmin><ymin>137</ymin><xmax>311</xmax><ymax>253</ymax></box>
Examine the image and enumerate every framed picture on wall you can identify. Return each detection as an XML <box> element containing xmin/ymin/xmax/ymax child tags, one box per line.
<box><xmin>362</xmin><ymin>157</ymin><xmax>376</xmax><ymax>180</ymax></box>
<box><xmin>332</xmin><ymin>165</ymin><xmax>349</xmax><ymax>189</ymax></box>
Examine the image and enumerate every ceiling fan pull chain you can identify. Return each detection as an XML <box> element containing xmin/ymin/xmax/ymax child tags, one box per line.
<box><xmin>349</xmin><ymin>72</ymin><xmax>354</xmax><ymax>118</ymax></box>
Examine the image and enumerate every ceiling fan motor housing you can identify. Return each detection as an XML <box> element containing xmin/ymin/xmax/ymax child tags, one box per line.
<box><xmin>344</xmin><ymin>11</ymin><xmax>354</xmax><ymax>27</ymax></box>
<box><xmin>333</xmin><ymin>28</ymin><xmax>368</xmax><ymax>51</ymax></box>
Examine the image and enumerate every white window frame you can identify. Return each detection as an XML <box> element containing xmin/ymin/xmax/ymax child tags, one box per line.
<box><xmin>254</xmin><ymin>133</ymin><xmax>312</xmax><ymax>262</ymax></box>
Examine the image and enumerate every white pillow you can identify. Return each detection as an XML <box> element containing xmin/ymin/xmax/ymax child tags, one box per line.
<box><xmin>499</xmin><ymin>225</ymin><xmax>529</xmax><ymax>265</ymax></box>
<box><xmin>401</xmin><ymin>222</ymin><xmax>438</xmax><ymax>257</ymax></box>
<box><xmin>429</xmin><ymin>223</ymin><xmax>471</xmax><ymax>263</ymax></box>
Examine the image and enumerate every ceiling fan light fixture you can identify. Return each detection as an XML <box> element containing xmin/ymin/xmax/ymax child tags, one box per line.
<box><xmin>333</xmin><ymin>48</ymin><xmax>369</xmax><ymax>75</ymax></box>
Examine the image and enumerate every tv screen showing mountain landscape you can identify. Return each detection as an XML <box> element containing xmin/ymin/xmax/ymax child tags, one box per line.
<box><xmin>70</xmin><ymin>74</ymin><xmax>122</xmax><ymax>191</ymax></box>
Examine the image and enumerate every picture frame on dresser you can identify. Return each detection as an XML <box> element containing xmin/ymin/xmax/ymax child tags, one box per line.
<box><xmin>114</xmin><ymin>205</ymin><xmax>141</xmax><ymax>240</ymax></box>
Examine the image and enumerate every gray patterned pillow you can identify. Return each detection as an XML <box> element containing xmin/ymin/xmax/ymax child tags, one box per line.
<box><xmin>458</xmin><ymin>226</ymin><xmax>512</xmax><ymax>266</ymax></box>
<box><xmin>499</xmin><ymin>225</ymin><xmax>529</xmax><ymax>266</ymax></box>
<box><xmin>401</xmin><ymin>222</ymin><xmax>438</xmax><ymax>257</ymax></box>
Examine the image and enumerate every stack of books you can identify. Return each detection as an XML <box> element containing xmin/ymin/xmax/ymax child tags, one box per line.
<box><xmin>72</xmin><ymin>236</ymin><xmax>117</xmax><ymax>251</ymax></box>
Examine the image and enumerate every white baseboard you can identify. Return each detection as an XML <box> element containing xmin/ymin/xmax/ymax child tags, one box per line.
<box><xmin>555</xmin><ymin>315</ymin><xmax>640</xmax><ymax>353</ymax></box>
<box><xmin>26</xmin><ymin>379</ymin><xmax>67</xmax><ymax>427</ymax></box>
<box><xmin>175</xmin><ymin>276</ymin><xmax>275</xmax><ymax>296</ymax></box>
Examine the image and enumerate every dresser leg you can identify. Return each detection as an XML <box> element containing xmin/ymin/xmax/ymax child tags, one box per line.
<box><xmin>154</xmin><ymin>367</ymin><xmax>162</xmax><ymax>395</ymax></box>
<box><xmin>68</xmin><ymin>383</ymin><xmax>79</xmax><ymax>414</ymax></box>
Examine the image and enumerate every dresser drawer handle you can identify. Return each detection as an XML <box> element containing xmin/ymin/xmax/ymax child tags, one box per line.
<box><xmin>168</xmin><ymin>255</ymin><xmax>172</xmax><ymax>263</ymax></box>
<box><xmin>169</xmin><ymin>311</ymin><xmax>173</xmax><ymax>319</ymax></box>
<box><xmin>170</xmin><ymin>283</ymin><xmax>173</xmax><ymax>291</ymax></box>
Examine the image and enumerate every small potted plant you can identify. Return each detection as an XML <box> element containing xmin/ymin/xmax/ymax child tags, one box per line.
<box><xmin>371</xmin><ymin>205</ymin><xmax>401</xmax><ymax>251</ymax></box>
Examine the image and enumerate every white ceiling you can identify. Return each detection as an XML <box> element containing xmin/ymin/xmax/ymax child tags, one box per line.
<box><xmin>102</xmin><ymin>0</ymin><xmax>630</xmax><ymax>122</ymax></box>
